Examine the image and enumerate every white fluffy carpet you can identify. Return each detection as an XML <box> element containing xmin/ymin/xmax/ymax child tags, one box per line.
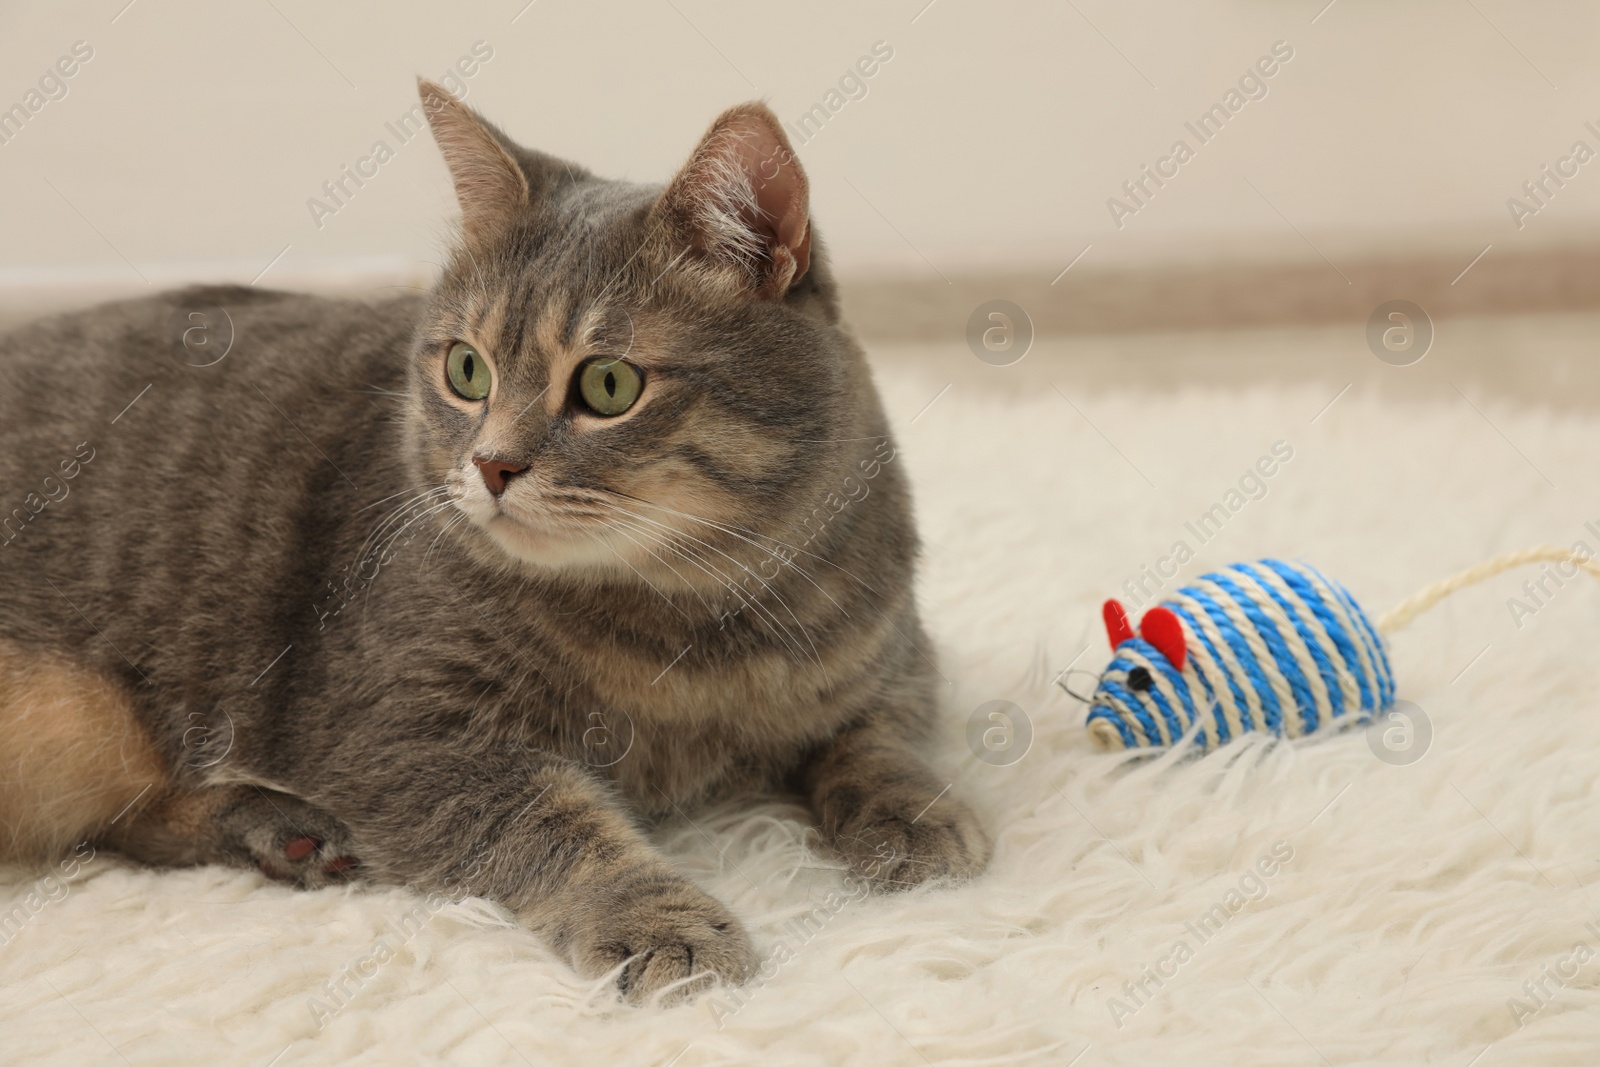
<box><xmin>4</xmin><ymin>352</ymin><xmax>1600</xmax><ymax>1066</ymax></box>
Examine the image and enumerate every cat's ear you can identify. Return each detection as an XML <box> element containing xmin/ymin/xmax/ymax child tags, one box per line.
<box><xmin>655</xmin><ymin>102</ymin><xmax>811</xmax><ymax>300</ymax></box>
<box><xmin>418</xmin><ymin>78</ymin><xmax>530</xmax><ymax>243</ymax></box>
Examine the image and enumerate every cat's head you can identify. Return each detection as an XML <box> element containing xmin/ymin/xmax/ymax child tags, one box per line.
<box><xmin>406</xmin><ymin>80</ymin><xmax>876</xmax><ymax>585</ymax></box>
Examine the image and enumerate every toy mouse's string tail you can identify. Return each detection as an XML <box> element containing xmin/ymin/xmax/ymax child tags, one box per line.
<box><xmin>1377</xmin><ymin>544</ymin><xmax>1600</xmax><ymax>635</ymax></box>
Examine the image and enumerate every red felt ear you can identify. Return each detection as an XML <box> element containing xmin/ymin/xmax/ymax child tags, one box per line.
<box><xmin>1102</xmin><ymin>599</ymin><xmax>1135</xmax><ymax>650</ymax></box>
<box><xmin>1139</xmin><ymin>607</ymin><xmax>1187</xmax><ymax>671</ymax></box>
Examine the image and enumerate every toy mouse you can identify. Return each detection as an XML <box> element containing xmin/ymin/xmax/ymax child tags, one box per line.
<box><xmin>1072</xmin><ymin>547</ymin><xmax>1599</xmax><ymax>752</ymax></box>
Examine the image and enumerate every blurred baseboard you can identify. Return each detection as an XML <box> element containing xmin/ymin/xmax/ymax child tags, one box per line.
<box><xmin>3</xmin><ymin>244</ymin><xmax>1598</xmax><ymax>340</ymax></box>
<box><xmin>837</xmin><ymin>243</ymin><xmax>1600</xmax><ymax>340</ymax></box>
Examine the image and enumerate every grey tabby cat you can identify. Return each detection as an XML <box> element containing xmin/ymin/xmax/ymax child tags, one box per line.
<box><xmin>0</xmin><ymin>81</ymin><xmax>988</xmax><ymax>1001</ymax></box>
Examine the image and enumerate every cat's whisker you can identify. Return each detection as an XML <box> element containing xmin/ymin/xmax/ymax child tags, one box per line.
<box><xmin>606</xmin><ymin>491</ymin><xmax>902</xmax><ymax>665</ymax></box>
<box><xmin>592</xmin><ymin>516</ymin><xmax>713</xmax><ymax>614</ymax></box>
<box><xmin>608</xmin><ymin>491</ymin><xmax>883</xmax><ymax>598</ymax></box>
<box><xmin>597</xmin><ymin>500</ymin><xmax>826</xmax><ymax>643</ymax></box>
<box><xmin>592</xmin><ymin>520</ymin><xmax>694</xmax><ymax>621</ymax></box>
<box><xmin>542</xmin><ymin>438</ymin><xmax>854</xmax><ymax>588</ymax></box>
<box><xmin>367</xmin><ymin>498</ymin><xmax>457</xmax><ymax>578</ymax></box>
<box><xmin>357</xmin><ymin>499</ymin><xmax>459</xmax><ymax>614</ymax></box>
<box><xmin>602</xmin><ymin>495</ymin><xmax>949</xmax><ymax>694</ymax></box>
<box><xmin>359</xmin><ymin>486</ymin><xmax>453</xmax><ymax>546</ymax></box>
<box><xmin>377</xmin><ymin>497</ymin><xmax>456</xmax><ymax>555</ymax></box>
<box><xmin>615</xmin><ymin>499</ymin><xmax>855</xmax><ymax>623</ymax></box>
<box><xmin>424</xmin><ymin>509</ymin><xmax>471</xmax><ymax>569</ymax></box>
<box><xmin>598</xmin><ymin>504</ymin><xmax>822</xmax><ymax>675</ymax></box>
<box><xmin>600</xmin><ymin>510</ymin><xmax>809</xmax><ymax>662</ymax></box>
<box><xmin>608</xmin><ymin>517</ymin><xmax>785</xmax><ymax>638</ymax></box>
<box><xmin>345</xmin><ymin>490</ymin><xmax>452</xmax><ymax>594</ymax></box>
<box><xmin>354</xmin><ymin>482</ymin><xmax>447</xmax><ymax>516</ymax></box>
<box><xmin>355</xmin><ymin>486</ymin><xmax>453</xmax><ymax>563</ymax></box>
<box><xmin>612</xmin><ymin>528</ymin><xmax>824</xmax><ymax>677</ymax></box>
<box><xmin>601</xmin><ymin>512</ymin><xmax>756</xmax><ymax>616</ymax></box>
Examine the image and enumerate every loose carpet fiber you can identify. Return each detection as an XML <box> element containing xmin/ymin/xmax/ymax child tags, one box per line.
<box><xmin>3</xmin><ymin>358</ymin><xmax>1599</xmax><ymax>1066</ymax></box>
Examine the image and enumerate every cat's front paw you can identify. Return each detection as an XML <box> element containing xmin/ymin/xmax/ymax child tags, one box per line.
<box><xmin>570</xmin><ymin>871</ymin><xmax>755</xmax><ymax>1004</ymax></box>
<box><xmin>831</xmin><ymin>786</ymin><xmax>991</xmax><ymax>891</ymax></box>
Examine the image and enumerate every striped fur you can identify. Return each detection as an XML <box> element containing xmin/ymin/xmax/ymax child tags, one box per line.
<box><xmin>1087</xmin><ymin>560</ymin><xmax>1396</xmax><ymax>750</ymax></box>
<box><xmin>0</xmin><ymin>90</ymin><xmax>989</xmax><ymax>1001</ymax></box>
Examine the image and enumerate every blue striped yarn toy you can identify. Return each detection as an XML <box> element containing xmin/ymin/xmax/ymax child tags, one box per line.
<box><xmin>1079</xmin><ymin>547</ymin><xmax>1600</xmax><ymax>752</ymax></box>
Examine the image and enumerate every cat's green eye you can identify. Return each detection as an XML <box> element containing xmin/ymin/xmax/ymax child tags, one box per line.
<box><xmin>446</xmin><ymin>342</ymin><xmax>491</xmax><ymax>401</ymax></box>
<box><xmin>576</xmin><ymin>358</ymin><xmax>643</xmax><ymax>417</ymax></box>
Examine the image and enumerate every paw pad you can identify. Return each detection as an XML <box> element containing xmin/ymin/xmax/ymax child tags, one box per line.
<box><xmin>324</xmin><ymin>855</ymin><xmax>358</xmax><ymax>875</ymax></box>
<box><xmin>283</xmin><ymin>836</ymin><xmax>320</xmax><ymax>861</ymax></box>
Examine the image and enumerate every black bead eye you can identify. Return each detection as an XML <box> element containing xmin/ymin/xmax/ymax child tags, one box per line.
<box><xmin>1126</xmin><ymin>666</ymin><xmax>1153</xmax><ymax>692</ymax></box>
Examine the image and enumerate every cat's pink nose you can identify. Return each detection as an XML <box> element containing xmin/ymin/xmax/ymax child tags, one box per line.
<box><xmin>473</xmin><ymin>456</ymin><xmax>527</xmax><ymax>497</ymax></box>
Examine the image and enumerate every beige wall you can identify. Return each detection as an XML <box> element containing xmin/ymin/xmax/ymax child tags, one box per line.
<box><xmin>2</xmin><ymin>0</ymin><xmax>1598</xmax><ymax>301</ymax></box>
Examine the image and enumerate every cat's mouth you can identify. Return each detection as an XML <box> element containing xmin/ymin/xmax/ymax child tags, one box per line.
<box><xmin>473</xmin><ymin>511</ymin><xmax>621</xmax><ymax>572</ymax></box>
<box><xmin>453</xmin><ymin>489</ymin><xmax>619</xmax><ymax>570</ymax></box>
<box><xmin>486</xmin><ymin>513</ymin><xmax>588</xmax><ymax>561</ymax></box>
<box><xmin>449</xmin><ymin>465</ymin><xmax>664</xmax><ymax>572</ymax></box>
